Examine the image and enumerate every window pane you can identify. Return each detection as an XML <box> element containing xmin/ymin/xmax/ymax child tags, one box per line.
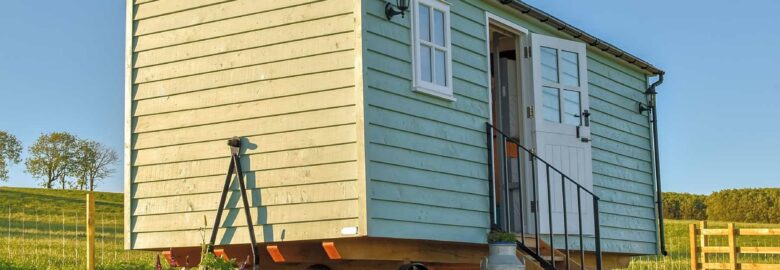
<box><xmin>562</xmin><ymin>90</ymin><xmax>581</xmax><ymax>126</ymax></box>
<box><xmin>543</xmin><ymin>86</ymin><xmax>560</xmax><ymax>123</ymax></box>
<box><xmin>433</xmin><ymin>9</ymin><xmax>445</xmax><ymax>46</ymax></box>
<box><xmin>434</xmin><ymin>49</ymin><xmax>446</xmax><ymax>86</ymax></box>
<box><xmin>420</xmin><ymin>45</ymin><xmax>432</xmax><ymax>82</ymax></box>
<box><xmin>418</xmin><ymin>4</ymin><xmax>430</xmax><ymax>42</ymax></box>
<box><xmin>561</xmin><ymin>51</ymin><xmax>579</xmax><ymax>86</ymax></box>
<box><xmin>541</xmin><ymin>47</ymin><xmax>559</xmax><ymax>83</ymax></box>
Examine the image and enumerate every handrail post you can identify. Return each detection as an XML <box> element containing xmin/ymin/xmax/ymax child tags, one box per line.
<box><xmin>485</xmin><ymin>123</ymin><xmax>496</xmax><ymax>227</ymax></box>
<box><xmin>593</xmin><ymin>197</ymin><xmax>602</xmax><ymax>270</ymax></box>
<box><xmin>531</xmin><ymin>156</ymin><xmax>540</xmax><ymax>256</ymax></box>
<box><xmin>545</xmin><ymin>165</ymin><xmax>554</xmax><ymax>264</ymax></box>
<box><xmin>516</xmin><ymin>147</ymin><xmax>525</xmax><ymax>242</ymax></box>
<box><xmin>561</xmin><ymin>175</ymin><xmax>570</xmax><ymax>270</ymax></box>
<box><xmin>577</xmin><ymin>188</ymin><xmax>584</xmax><ymax>270</ymax></box>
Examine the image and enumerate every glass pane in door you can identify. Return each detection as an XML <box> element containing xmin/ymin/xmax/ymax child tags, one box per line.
<box><xmin>562</xmin><ymin>90</ymin><xmax>581</xmax><ymax>126</ymax></box>
<box><xmin>543</xmin><ymin>86</ymin><xmax>560</xmax><ymax>123</ymax></box>
<box><xmin>541</xmin><ymin>47</ymin><xmax>559</xmax><ymax>83</ymax></box>
<box><xmin>561</xmin><ymin>51</ymin><xmax>579</xmax><ymax>86</ymax></box>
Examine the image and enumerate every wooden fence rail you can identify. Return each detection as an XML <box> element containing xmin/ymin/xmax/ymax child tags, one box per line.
<box><xmin>690</xmin><ymin>221</ymin><xmax>780</xmax><ymax>270</ymax></box>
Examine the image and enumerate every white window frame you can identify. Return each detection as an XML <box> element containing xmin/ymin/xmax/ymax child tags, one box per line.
<box><xmin>411</xmin><ymin>0</ymin><xmax>454</xmax><ymax>101</ymax></box>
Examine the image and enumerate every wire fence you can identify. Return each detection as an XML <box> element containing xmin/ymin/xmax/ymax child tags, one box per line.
<box><xmin>1</xmin><ymin>206</ymin><xmax>154</xmax><ymax>270</ymax></box>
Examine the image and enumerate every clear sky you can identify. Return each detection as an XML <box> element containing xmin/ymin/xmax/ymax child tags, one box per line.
<box><xmin>1</xmin><ymin>0</ymin><xmax>778</xmax><ymax>194</ymax></box>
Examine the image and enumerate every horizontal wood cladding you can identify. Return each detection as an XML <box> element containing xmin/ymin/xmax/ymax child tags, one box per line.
<box><xmin>134</xmin><ymin>144</ymin><xmax>358</xmax><ymax>183</ymax></box>
<box><xmin>133</xmin><ymin>50</ymin><xmax>355</xmax><ymax>100</ymax></box>
<box><xmin>134</xmin><ymin>0</ymin><xmax>317</xmax><ymax>35</ymax></box>
<box><xmin>133</xmin><ymin>125</ymin><xmax>356</xmax><ymax>166</ymax></box>
<box><xmin>132</xmin><ymin>219</ymin><xmax>360</xmax><ymax>249</ymax></box>
<box><xmin>134</xmin><ymin>14</ymin><xmax>355</xmax><ymax>68</ymax></box>
<box><xmin>132</xmin><ymin>106</ymin><xmax>356</xmax><ymax>150</ymax></box>
<box><xmin>133</xmin><ymin>162</ymin><xmax>358</xmax><ymax>197</ymax></box>
<box><xmin>362</xmin><ymin>0</ymin><xmax>491</xmax><ymax>244</ymax></box>
<box><xmin>133</xmin><ymin>181</ymin><xmax>359</xmax><ymax>216</ymax></box>
<box><xmin>132</xmin><ymin>200</ymin><xmax>360</xmax><ymax>232</ymax></box>
<box><xmin>127</xmin><ymin>0</ymin><xmax>359</xmax><ymax>249</ymax></box>
<box><xmin>133</xmin><ymin>87</ymin><xmax>355</xmax><ymax>133</ymax></box>
<box><xmin>361</xmin><ymin>0</ymin><xmax>658</xmax><ymax>254</ymax></box>
<box><xmin>133</xmin><ymin>0</ymin><xmax>352</xmax><ymax>51</ymax></box>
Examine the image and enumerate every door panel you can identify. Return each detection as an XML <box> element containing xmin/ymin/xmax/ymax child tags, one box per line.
<box><xmin>530</xmin><ymin>33</ymin><xmax>594</xmax><ymax>235</ymax></box>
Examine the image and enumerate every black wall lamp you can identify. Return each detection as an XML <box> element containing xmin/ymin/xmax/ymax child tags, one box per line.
<box><xmin>639</xmin><ymin>85</ymin><xmax>657</xmax><ymax>114</ymax></box>
<box><xmin>385</xmin><ymin>0</ymin><xmax>410</xmax><ymax>20</ymax></box>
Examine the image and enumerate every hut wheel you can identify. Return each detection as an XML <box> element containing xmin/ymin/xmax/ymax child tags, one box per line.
<box><xmin>306</xmin><ymin>264</ymin><xmax>332</xmax><ymax>270</ymax></box>
<box><xmin>398</xmin><ymin>263</ymin><xmax>428</xmax><ymax>270</ymax></box>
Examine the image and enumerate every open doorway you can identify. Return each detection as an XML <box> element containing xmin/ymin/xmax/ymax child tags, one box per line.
<box><xmin>488</xmin><ymin>17</ymin><xmax>531</xmax><ymax>234</ymax></box>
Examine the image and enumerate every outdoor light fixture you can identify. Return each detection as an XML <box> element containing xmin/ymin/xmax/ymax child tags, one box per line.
<box><xmin>639</xmin><ymin>86</ymin><xmax>657</xmax><ymax>114</ymax></box>
<box><xmin>385</xmin><ymin>0</ymin><xmax>410</xmax><ymax>20</ymax></box>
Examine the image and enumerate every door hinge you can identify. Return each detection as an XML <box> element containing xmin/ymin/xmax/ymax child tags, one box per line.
<box><xmin>530</xmin><ymin>200</ymin><xmax>536</xmax><ymax>213</ymax></box>
<box><xmin>523</xmin><ymin>46</ymin><xmax>531</xmax><ymax>58</ymax></box>
<box><xmin>527</xmin><ymin>105</ymin><xmax>535</xmax><ymax>118</ymax></box>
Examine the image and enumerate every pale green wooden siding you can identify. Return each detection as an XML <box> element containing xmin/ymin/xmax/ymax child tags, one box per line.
<box><xmin>362</xmin><ymin>0</ymin><xmax>658</xmax><ymax>254</ymax></box>
<box><xmin>362</xmin><ymin>0</ymin><xmax>491</xmax><ymax>244</ymax></box>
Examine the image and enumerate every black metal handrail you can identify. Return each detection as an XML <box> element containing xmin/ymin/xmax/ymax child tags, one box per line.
<box><xmin>486</xmin><ymin>122</ymin><xmax>602</xmax><ymax>270</ymax></box>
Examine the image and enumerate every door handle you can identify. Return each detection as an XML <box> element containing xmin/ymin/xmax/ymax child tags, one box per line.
<box><xmin>581</xmin><ymin>110</ymin><xmax>591</xmax><ymax>127</ymax></box>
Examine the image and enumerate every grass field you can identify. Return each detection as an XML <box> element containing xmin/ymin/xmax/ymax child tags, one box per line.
<box><xmin>623</xmin><ymin>220</ymin><xmax>780</xmax><ymax>269</ymax></box>
<box><xmin>0</xmin><ymin>187</ymin><xmax>778</xmax><ymax>270</ymax></box>
<box><xmin>0</xmin><ymin>186</ymin><xmax>155</xmax><ymax>270</ymax></box>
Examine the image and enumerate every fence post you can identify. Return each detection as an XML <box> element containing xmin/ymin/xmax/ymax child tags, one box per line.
<box><xmin>700</xmin><ymin>221</ymin><xmax>708</xmax><ymax>270</ymax></box>
<box><xmin>727</xmin><ymin>223</ymin><xmax>737</xmax><ymax>270</ymax></box>
<box><xmin>690</xmin><ymin>223</ymin><xmax>698</xmax><ymax>270</ymax></box>
<box><xmin>86</xmin><ymin>193</ymin><xmax>95</xmax><ymax>270</ymax></box>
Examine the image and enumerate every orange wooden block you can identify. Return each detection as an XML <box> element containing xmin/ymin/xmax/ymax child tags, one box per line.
<box><xmin>266</xmin><ymin>245</ymin><xmax>286</xmax><ymax>263</ymax></box>
<box><xmin>322</xmin><ymin>242</ymin><xmax>342</xmax><ymax>260</ymax></box>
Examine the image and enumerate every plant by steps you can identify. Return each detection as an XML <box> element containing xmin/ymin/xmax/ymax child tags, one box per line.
<box><xmin>487</xmin><ymin>231</ymin><xmax>517</xmax><ymax>243</ymax></box>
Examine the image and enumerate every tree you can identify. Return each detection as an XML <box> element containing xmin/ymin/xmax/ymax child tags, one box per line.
<box><xmin>0</xmin><ymin>131</ymin><xmax>23</xmax><ymax>182</ymax></box>
<box><xmin>25</xmin><ymin>132</ymin><xmax>78</xmax><ymax>189</ymax></box>
<box><xmin>70</xmin><ymin>140</ymin><xmax>118</xmax><ymax>191</ymax></box>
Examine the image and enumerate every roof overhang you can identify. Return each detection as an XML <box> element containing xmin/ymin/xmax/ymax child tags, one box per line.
<box><xmin>502</xmin><ymin>0</ymin><xmax>665</xmax><ymax>76</ymax></box>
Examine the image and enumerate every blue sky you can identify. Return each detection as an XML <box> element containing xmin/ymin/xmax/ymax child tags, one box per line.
<box><xmin>1</xmin><ymin>0</ymin><xmax>779</xmax><ymax>194</ymax></box>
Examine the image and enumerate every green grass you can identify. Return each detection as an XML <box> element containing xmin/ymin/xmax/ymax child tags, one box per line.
<box><xmin>1</xmin><ymin>187</ymin><xmax>778</xmax><ymax>269</ymax></box>
<box><xmin>623</xmin><ymin>220</ymin><xmax>780</xmax><ymax>269</ymax></box>
<box><xmin>0</xmin><ymin>186</ymin><xmax>156</xmax><ymax>270</ymax></box>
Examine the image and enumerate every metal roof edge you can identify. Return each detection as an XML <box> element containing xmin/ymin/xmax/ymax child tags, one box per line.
<box><xmin>505</xmin><ymin>1</ymin><xmax>665</xmax><ymax>76</ymax></box>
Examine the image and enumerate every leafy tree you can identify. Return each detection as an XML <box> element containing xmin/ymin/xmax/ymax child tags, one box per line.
<box><xmin>0</xmin><ymin>131</ymin><xmax>23</xmax><ymax>181</ymax></box>
<box><xmin>71</xmin><ymin>139</ymin><xmax>118</xmax><ymax>191</ymax></box>
<box><xmin>25</xmin><ymin>132</ymin><xmax>78</xmax><ymax>189</ymax></box>
<box><xmin>663</xmin><ymin>192</ymin><xmax>707</xmax><ymax>220</ymax></box>
<box><xmin>707</xmin><ymin>188</ymin><xmax>780</xmax><ymax>223</ymax></box>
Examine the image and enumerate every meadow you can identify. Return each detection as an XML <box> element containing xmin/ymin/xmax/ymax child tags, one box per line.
<box><xmin>0</xmin><ymin>187</ymin><xmax>778</xmax><ymax>270</ymax></box>
<box><xmin>0</xmin><ymin>187</ymin><xmax>155</xmax><ymax>270</ymax></box>
<box><xmin>622</xmin><ymin>220</ymin><xmax>780</xmax><ymax>269</ymax></box>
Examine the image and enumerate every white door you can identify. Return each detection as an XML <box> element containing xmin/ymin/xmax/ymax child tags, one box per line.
<box><xmin>530</xmin><ymin>33</ymin><xmax>594</xmax><ymax>235</ymax></box>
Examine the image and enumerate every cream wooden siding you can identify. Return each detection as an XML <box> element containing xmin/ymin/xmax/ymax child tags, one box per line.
<box><xmin>126</xmin><ymin>0</ymin><xmax>361</xmax><ymax>250</ymax></box>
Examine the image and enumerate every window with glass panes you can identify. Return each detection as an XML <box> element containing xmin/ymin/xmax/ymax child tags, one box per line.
<box><xmin>413</xmin><ymin>0</ymin><xmax>452</xmax><ymax>99</ymax></box>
